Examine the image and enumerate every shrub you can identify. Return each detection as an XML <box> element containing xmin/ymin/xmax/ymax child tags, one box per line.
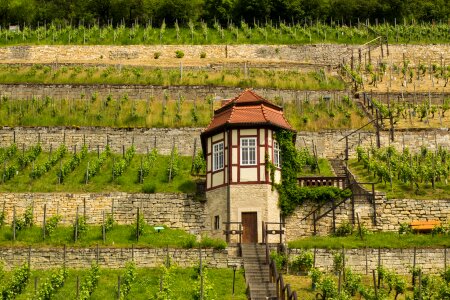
<box><xmin>142</xmin><ymin>183</ymin><xmax>156</xmax><ymax>193</ymax></box>
<box><xmin>45</xmin><ymin>215</ymin><xmax>62</xmax><ymax>237</ymax></box>
<box><xmin>398</xmin><ymin>222</ymin><xmax>411</xmax><ymax>234</ymax></box>
<box><xmin>432</xmin><ymin>224</ymin><xmax>447</xmax><ymax>236</ymax></box>
<box><xmin>343</xmin><ymin>268</ymin><xmax>362</xmax><ymax>296</ymax></box>
<box><xmin>200</xmin><ymin>52</ymin><xmax>206</xmax><ymax>58</ymax></box>
<box><xmin>270</xmin><ymin>251</ymin><xmax>287</xmax><ymax>270</ymax></box>
<box><xmin>335</xmin><ymin>221</ymin><xmax>353</xmax><ymax>237</ymax></box>
<box><xmin>290</xmin><ymin>251</ymin><xmax>314</xmax><ymax>273</ymax></box>
<box><xmin>154</xmin><ymin>52</ymin><xmax>161</xmax><ymax>59</ymax></box>
<box><xmin>199</xmin><ymin>236</ymin><xmax>227</xmax><ymax>250</ymax></box>
<box><xmin>175</xmin><ymin>50</ymin><xmax>184</xmax><ymax>58</ymax></box>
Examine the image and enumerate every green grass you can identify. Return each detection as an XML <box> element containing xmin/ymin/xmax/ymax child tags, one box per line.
<box><xmin>0</xmin><ymin>150</ymin><xmax>198</xmax><ymax>193</ymax></box>
<box><xmin>348</xmin><ymin>159</ymin><xmax>450</xmax><ymax>200</ymax></box>
<box><xmin>288</xmin><ymin>231</ymin><xmax>450</xmax><ymax>249</ymax></box>
<box><xmin>0</xmin><ymin>64</ymin><xmax>345</xmax><ymax>91</ymax></box>
<box><xmin>299</xmin><ymin>158</ymin><xmax>335</xmax><ymax>177</ymax></box>
<box><xmin>2</xmin><ymin>267</ymin><xmax>246</xmax><ymax>300</ymax></box>
<box><xmin>0</xmin><ymin>224</ymin><xmax>226</xmax><ymax>249</ymax></box>
<box><xmin>0</xmin><ymin>92</ymin><xmax>369</xmax><ymax>131</ymax></box>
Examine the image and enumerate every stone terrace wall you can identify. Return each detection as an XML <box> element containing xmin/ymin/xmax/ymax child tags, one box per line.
<box><xmin>0</xmin><ymin>44</ymin><xmax>448</xmax><ymax>66</ymax></box>
<box><xmin>0</xmin><ymin>247</ymin><xmax>241</xmax><ymax>270</ymax></box>
<box><xmin>0</xmin><ymin>126</ymin><xmax>202</xmax><ymax>156</ymax></box>
<box><xmin>1</xmin><ymin>127</ymin><xmax>449</xmax><ymax>158</ymax></box>
<box><xmin>297</xmin><ymin>128</ymin><xmax>450</xmax><ymax>159</ymax></box>
<box><xmin>0</xmin><ymin>193</ymin><xmax>206</xmax><ymax>231</ymax></box>
<box><xmin>289</xmin><ymin>248</ymin><xmax>448</xmax><ymax>275</ymax></box>
<box><xmin>286</xmin><ymin>195</ymin><xmax>450</xmax><ymax>238</ymax></box>
<box><xmin>0</xmin><ymin>84</ymin><xmax>348</xmax><ymax>103</ymax></box>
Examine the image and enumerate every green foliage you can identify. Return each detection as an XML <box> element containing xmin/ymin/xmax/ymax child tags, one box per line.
<box><xmin>167</xmin><ymin>147</ymin><xmax>180</xmax><ymax>180</ymax></box>
<box><xmin>138</xmin><ymin>148</ymin><xmax>158</xmax><ymax>182</ymax></box>
<box><xmin>1</xmin><ymin>263</ymin><xmax>30</xmax><ymax>299</ymax></box>
<box><xmin>85</xmin><ymin>145</ymin><xmax>110</xmax><ymax>182</ymax></box>
<box><xmin>17</xmin><ymin>144</ymin><xmax>41</xmax><ymax>169</ymax></box>
<box><xmin>155</xmin><ymin>265</ymin><xmax>176</xmax><ymax>300</ymax></box>
<box><xmin>133</xmin><ymin>214</ymin><xmax>146</xmax><ymax>238</ymax></box>
<box><xmin>398</xmin><ymin>223</ymin><xmax>412</xmax><ymax>235</ymax></box>
<box><xmin>0</xmin><ymin>210</ymin><xmax>5</xmax><ymax>228</ymax></box>
<box><xmin>193</xmin><ymin>267</ymin><xmax>216</xmax><ymax>300</ymax></box>
<box><xmin>113</xmin><ymin>146</ymin><xmax>136</xmax><ymax>178</ymax></box>
<box><xmin>343</xmin><ymin>268</ymin><xmax>362</xmax><ymax>296</ymax></box>
<box><xmin>175</xmin><ymin>50</ymin><xmax>185</xmax><ymax>58</ymax></box>
<box><xmin>79</xmin><ymin>263</ymin><xmax>100</xmax><ymax>300</ymax></box>
<box><xmin>332</xmin><ymin>251</ymin><xmax>344</xmax><ymax>274</ymax></box>
<box><xmin>290</xmin><ymin>251</ymin><xmax>314</xmax><ymax>273</ymax></box>
<box><xmin>119</xmin><ymin>261</ymin><xmax>136</xmax><ymax>299</ymax></box>
<box><xmin>74</xmin><ymin>216</ymin><xmax>88</xmax><ymax>240</ymax></box>
<box><xmin>23</xmin><ymin>205</ymin><xmax>33</xmax><ymax>228</ymax></box>
<box><xmin>45</xmin><ymin>215</ymin><xmax>62</xmax><ymax>237</ymax></box>
<box><xmin>192</xmin><ymin>152</ymin><xmax>206</xmax><ymax>175</ymax></box>
<box><xmin>58</xmin><ymin>145</ymin><xmax>88</xmax><ymax>183</ymax></box>
<box><xmin>13</xmin><ymin>205</ymin><xmax>34</xmax><ymax>232</ymax></box>
<box><xmin>36</xmin><ymin>268</ymin><xmax>68</xmax><ymax>300</ymax></box>
<box><xmin>442</xmin><ymin>268</ymin><xmax>450</xmax><ymax>284</ymax></box>
<box><xmin>105</xmin><ymin>213</ymin><xmax>116</xmax><ymax>233</ymax></box>
<box><xmin>335</xmin><ymin>221</ymin><xmax>354</xmax><ymax>237</ymax></box>
<box><xmin>198</xmin><ymin>236</ymin><xmax>227</xmax><ymax>250</ymax></box>
<box><xmin>275</xmin><ymin>129</ymin><xmax>352</xmax><ymax>215</ymax></box>
<box><xmin>30</xmin><ymin>144</ymin><xmax>66</xmax><ymax>179</ymax></box>
<box><xmin>270</xmin><ymin>251</ymin><xmax>287</xmax><ymax>270</ymax></box>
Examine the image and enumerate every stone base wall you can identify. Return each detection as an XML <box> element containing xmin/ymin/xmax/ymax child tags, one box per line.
<box><xmin>0</xmin><ymin>193</ymin><xmax>206</xmax><ymax>231</ymax></box>
<box><xmin>286</xmin><ymin>194</ymin><xmax>450</xmax><ymax>238</ymax></box>
<box><xmin>289</xmin><ymin>248</ymin><xmax>448</xmax><ymax>275</ymax></box>
<box><xmin>0</xmin><ymin>246</ymin><xmax>241</xmax><ymax>270</ymax></box>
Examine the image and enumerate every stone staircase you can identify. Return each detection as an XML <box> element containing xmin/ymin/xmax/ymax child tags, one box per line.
<box><xmin>241</xmin><ymin>244</ymin><xmax>277</xmax><ymax>300</ymax></box>
<box><xmin>330</xmin><ymin>158</ymin><xmax>347</xmax><ymax>177</ymax></box>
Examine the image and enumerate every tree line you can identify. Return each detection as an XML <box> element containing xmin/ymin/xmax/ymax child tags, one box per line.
<box><xmin>0</xmin><ymin>0</ymin><xmax>449</xmax><ymax>28</ymax></box>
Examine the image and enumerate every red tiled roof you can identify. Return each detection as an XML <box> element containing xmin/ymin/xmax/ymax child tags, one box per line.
<box><xmin>202</xmin><ymin>89</ymin><xmax>294</xmax><ymax>135</ymax></box>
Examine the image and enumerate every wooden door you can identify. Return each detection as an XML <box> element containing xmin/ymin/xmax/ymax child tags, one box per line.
<box><xmin>242</xmin><ymin>212</ymin><xmax>258</xmax><ymax>243</ymax></box>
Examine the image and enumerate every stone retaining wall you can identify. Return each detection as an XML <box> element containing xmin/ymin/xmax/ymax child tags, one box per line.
<box><xmin>286</xmin><ymin>195</ymin><xmax>450</xmax><ymax>238</ymax></box>
<box><xmin>0</xmin><ymin>193</ymin><xmax>206</xmax><ymax>231</ymax></box>
<box><xmin>0</xmin><ymin>126</ymin><xmax>202</xmax><ymax>156</ymax></box>
<box><xmin>289</xmin><ymin>248</ymin><xmax>448</xmax><ymax>275</ymax></box>
<box><xmin>0</xmin><ymin>246</ymin><xmax>241</xmax><ymax>270</ymax></box>
<box><xmin>0</xmin><ymin>44</ymin><xmax>448</xmax><ymax>66</ymax></box>
<box><xmin>0</xmin><ymin>127</ymin><xmax>449</xmax><ymax>158</ymax></box>
<box><xmin>0</xmin><ymin>84</ymin><xmax>348</xmax><ymax>103</ymax></box>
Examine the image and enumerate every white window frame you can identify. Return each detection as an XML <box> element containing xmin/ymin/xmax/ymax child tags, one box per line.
<box><xmin>240</xmin><ymin>137</ymin><xmax>257</xmax><ymax>166</ymax></box>
<box><xmin>274</xmin><ymin>140</ymin><xmax>281</xmax><ymax>168</ymax></box>
<box><xmin>212</xmin><ymin>141</ymin><xmax>224</xmax><ymax>171</ymax></box>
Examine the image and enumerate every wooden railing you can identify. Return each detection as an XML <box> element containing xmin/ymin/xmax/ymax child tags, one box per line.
<box><xmin>297</xmin><ymin>176</ymin><xmax>347</xmax><ymax>189</ymax></box>
<box><xmin>269</xmin><ymin>259</ymin><xmax>298</xmax><ymax>300</ymax></box>
<box><xmin>223</xmin><ymin>221</ymin><xmax>242</xmax><ymax>256</ymax></box>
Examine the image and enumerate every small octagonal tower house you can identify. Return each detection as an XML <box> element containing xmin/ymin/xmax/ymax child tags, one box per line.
<box><xmin>201</xmin><ymin>89</ymin><xmax>295</xmax><ymax>244</ymax></box>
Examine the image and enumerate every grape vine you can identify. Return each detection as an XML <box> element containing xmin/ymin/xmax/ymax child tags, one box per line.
<box><xmin>29</xmin><ymin>144</ymin><xmax>66</xmax><ymax>179</ymax></box>
<box><xmin>35</xmin><ymin>268</ymin><xmax>68</xmax><ymax>300</ymax></box>
<box><xmin>58</xmin><ymin>145</ymin><xmax>88</xmax><ymax>183</ymax></box>
<box><xmin>112</xmin><ymin>146</ymin><xmax>136</xmax><ymax>178</ymax></box>
<box><xmin>1</xmin><ymin>263</ymin><xmax>30</xmax><ymax>299</ymax></box>
<box><xmin>85</xmin><ymin>145</ymin><xmax>111</xmax><ymax>182</ymax></box>
<box><xmin>356</xmin><ymin>145</ymin><xmax>450</xmax><ymax>192</ymax></box>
